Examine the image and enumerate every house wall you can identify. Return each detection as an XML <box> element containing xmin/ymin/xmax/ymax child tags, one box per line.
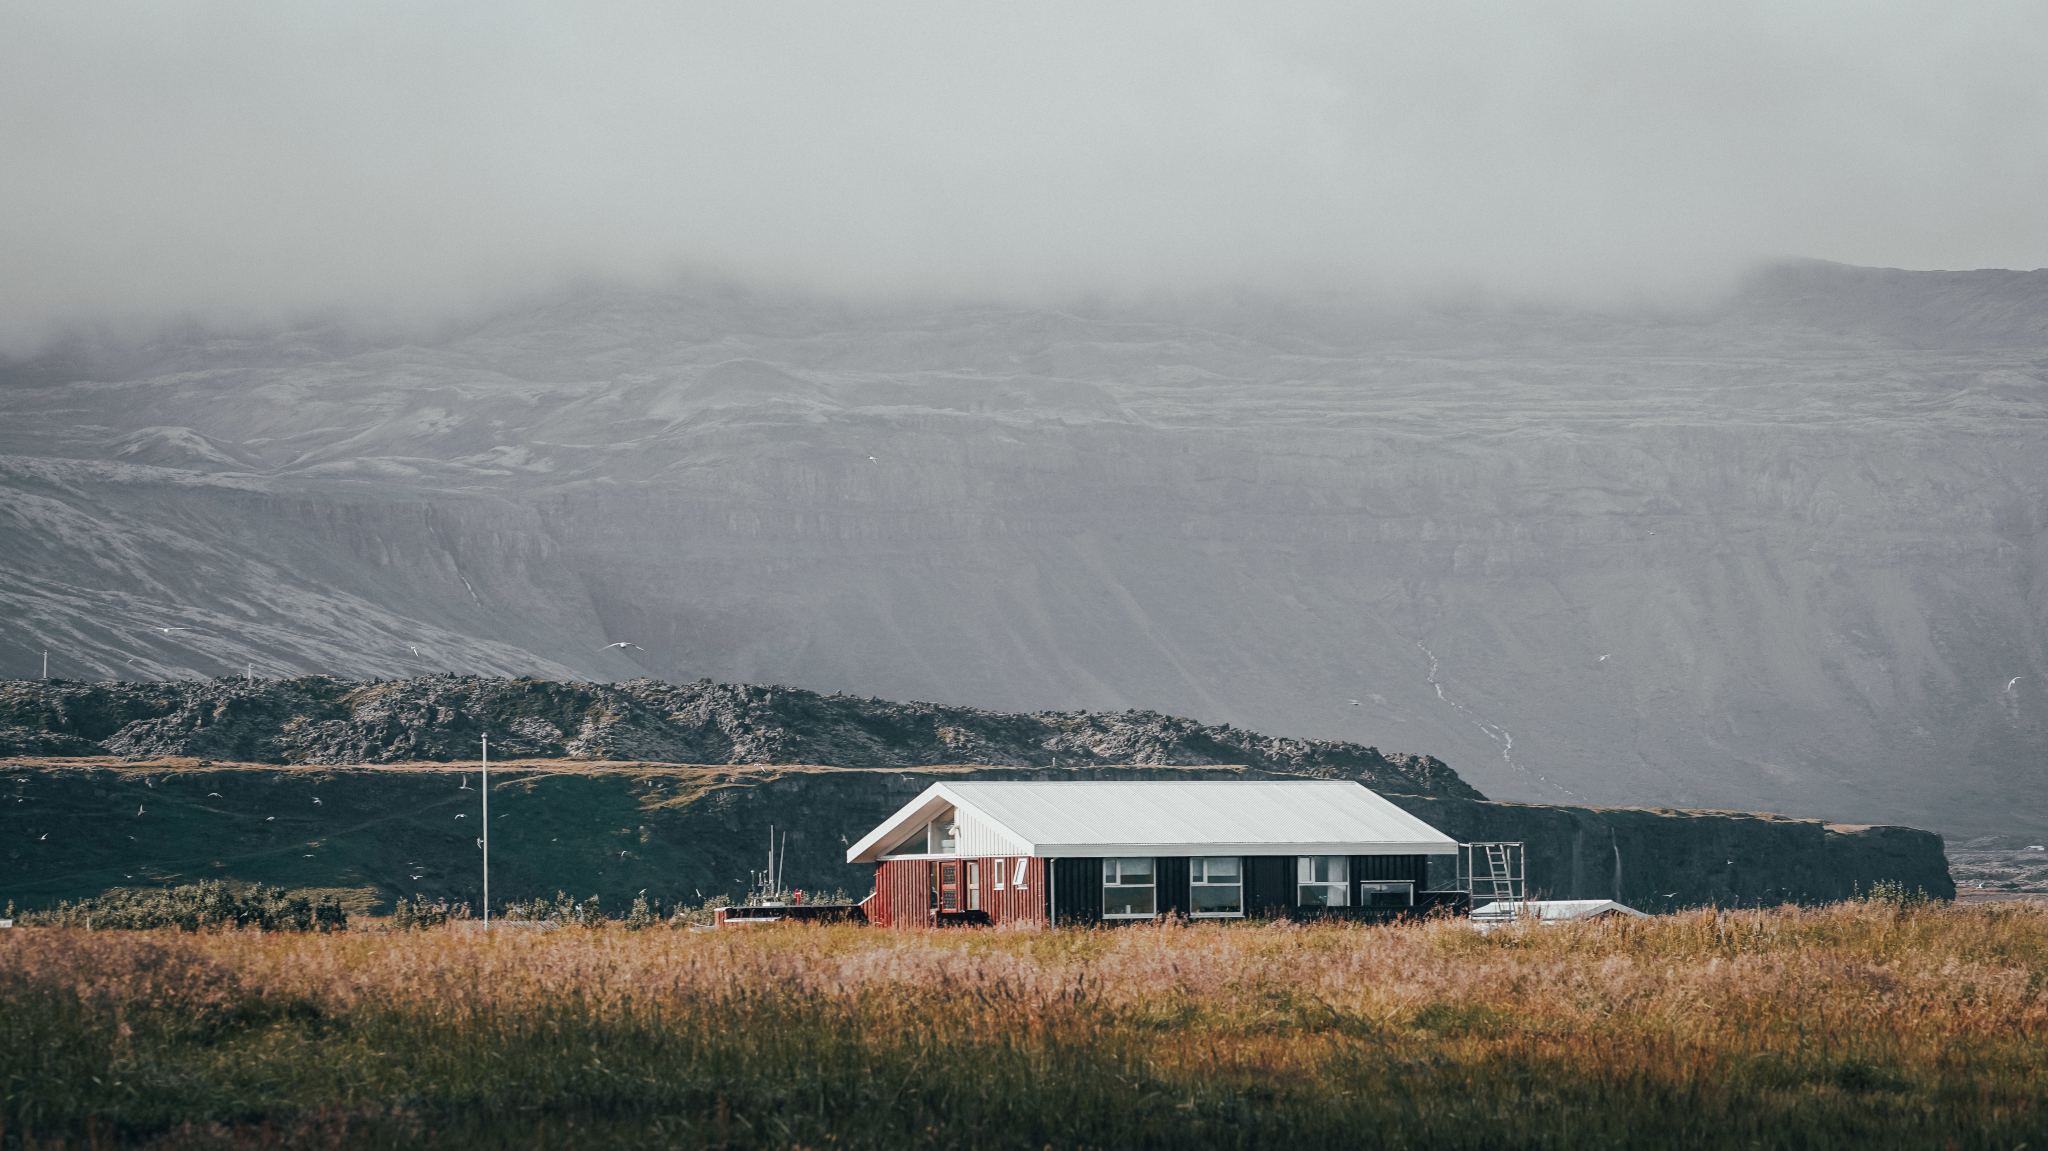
<box><xmin>871</xmin><ymin>856</ymin><xmax>1047</xmax><ymax>927</ymax></box>
<box><xmin>1050</xmin><ymin>857</ymin><xmax>1105</xmax><ymax>925</ymax></box>
<box><xmin>954</xmin><ymin>811</ymin><xmax>1026</xmax><ymax>858</ymax></box>
<box><xmin>881</xmin><ymin>852</ymin><xmax>1438</xmax><ymax>928</ymax></box>
<box><xmin>975</xmin><ymin>855</ymin><xmax>1045</xmax><ymax>924</ymax></box>
<box><xmin>872</xmin><ymin>858</ymin><xmax>933</xmax><ymax>928</ymax></box>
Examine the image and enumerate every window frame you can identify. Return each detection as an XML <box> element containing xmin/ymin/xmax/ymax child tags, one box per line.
<box><xmin>1358</xmin><ymin>880</ymin><xmax>1414</xmax><ymax>908</ymax></box>
<box><xmin>1101</xmin><ymin>857</ymin><xmax>1157</xmax><ymax>919</ymax></box>
<box><xmin>967</xmin><ymin>860</ymin><xmax>981</xmax><ymax>911</ymax></box>
<box><xmin>1189</xmin><ymin>855</ymin><xmax>1245</xmax><ymax>918</ymax></box>
<box><xmin>1297</xmin><ymin>855</ymin><xmax>1351</xmax><ymax>908</ymax></box>
<box><xmin>1014</xmin><ymin>857</ymin><xmax>1028</xmax><ymax>889</ymax></box>
<box><xmin>994</xmin><ymin>858</ymin><xmax>1006</xmax><ymax>890</ymax></box>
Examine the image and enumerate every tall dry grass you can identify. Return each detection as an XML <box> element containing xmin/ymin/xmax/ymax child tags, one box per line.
<box><xmin>2</xmin><ymin>901</ymin><xmax>2045</xmax><ymax>1149</ymax></box>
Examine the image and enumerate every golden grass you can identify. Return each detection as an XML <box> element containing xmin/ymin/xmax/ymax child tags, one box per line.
<box><xmin>3</xmin><ymin>901</ymin><xmax>2046</xmax><ymax>1149</ymax></box>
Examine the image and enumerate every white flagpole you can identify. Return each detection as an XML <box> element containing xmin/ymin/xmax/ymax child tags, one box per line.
<box><xmin>482</xmin><ymin>734</ymin><xmax>490</xmax><ymax>927</ymax></box>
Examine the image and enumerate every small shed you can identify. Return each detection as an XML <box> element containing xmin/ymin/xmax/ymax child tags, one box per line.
<box><xmin>846</xmin><ymin>780</ymin><xmax>1465</xmax><ymax>926</ymax></box>
<box><xmin>1471</xmin><ymin>899</ymin><xmax>1649</xmax><ymax>925</ymax></box>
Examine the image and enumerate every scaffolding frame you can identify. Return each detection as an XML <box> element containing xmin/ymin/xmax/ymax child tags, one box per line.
<box><xmin>1457</xmin><ymin>842</ymin><xmax>1526</xmax><ymax>915</ymax></box>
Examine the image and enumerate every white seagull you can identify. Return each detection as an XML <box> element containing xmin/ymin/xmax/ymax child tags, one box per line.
<box><xmin>1599</xmin><ymin>654</ymin><xmax>1611</xmax><ymax>661</ymax></box>
<box><xmin>603</xmin><ymin>642</ymin><xmax>644</xmax><ymax>651</ymax></box>
<box><xmin>149</xmin><ymin>627</ymin><xmax>195</xmax><ymax>634</ymax></box>
<box><xmin>409</xmin><ymin>645</ymin><xmax>421</xmax><ymax>657</ymax></box>
<box><xmin>136</xmin><ymin>804</ymin><xmax>145</xmax><ymax>815</ymax></box>
<box><xmin>207</xmin><ymin>792</ymin><xmax>222</xmax><ymax>797</ymax></box>
<box><xmin>2008</xmin><ymin>677</ymin><xmax>2024</xmax><ymax>692</ymax></box>
<box><xmin>38</xmin><ymin>833</ymin><xmax>46</xmax><ymax>840</ymax></box>
<box><xmin>1347</xmin><ymin>699</ymin><xmax>1360</xmax><ymax>706</ymax></box>
<box><xmin>312</xmin><ymin>797</ymin><xmax>321</xmax><ymax>805</ymax></box>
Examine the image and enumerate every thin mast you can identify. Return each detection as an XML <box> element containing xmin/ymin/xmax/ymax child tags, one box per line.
<box><xmin>482</xmin><ymin>734</ymin><xmax>490</xmax><ymax>927</ymax></box>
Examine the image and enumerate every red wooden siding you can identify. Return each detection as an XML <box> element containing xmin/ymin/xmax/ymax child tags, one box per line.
<box><xmin>873</xmin><ymin>858</ymin><xmax>934</xmax><ymax>928</ymax></box>
<box><xmin>871</xmin><ymin>856</ymin><xmax>1046</xmax><ymax>926</ymax></box>
<box><xmin>975</xmin><ymin>855</ymin><xmax>1046</xmax><ymax>925</ymax></box>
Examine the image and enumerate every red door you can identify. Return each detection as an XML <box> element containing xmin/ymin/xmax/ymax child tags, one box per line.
<box><xmin>938</xmin><ymin>861</ymin><xmax>959</xmax><ymax>911</ymax></box>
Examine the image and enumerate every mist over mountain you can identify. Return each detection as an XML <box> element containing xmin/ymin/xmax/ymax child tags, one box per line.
<box><xmin>2</xmin><ymin>261</ymin><xmax>2043</xmax><ymax>835</ymax></box>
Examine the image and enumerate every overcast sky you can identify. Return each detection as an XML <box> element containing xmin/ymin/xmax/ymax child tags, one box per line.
<box><xmin>3</xmin><ymin>3</ymin><xmax>2045</xmax><ymax>345</ymax></box>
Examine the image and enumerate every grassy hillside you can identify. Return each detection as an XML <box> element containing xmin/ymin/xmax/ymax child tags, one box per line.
<box><xmin>5</xmin><ymin>903</ymin><xmax>2045</xmax><ymax>1148</ymax></box>
<box><xmin>3</xmin><ymin>758</ymin><xmax>1953</xmax><ymax>916</ymax></box>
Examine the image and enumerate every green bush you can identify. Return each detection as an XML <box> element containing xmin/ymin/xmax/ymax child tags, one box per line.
<box><xmin>1857</xmin><ymin>879</ymin><xmax>1934</xmax><ymax>907</ymax></box>
<box><xmin>388</xmin><ymin>893</ymin><xmax>467</xmax><ymax>930</ymax></box>
<box><xmin>14</xmin><ymin>880</ymin><xmax>347</xmax><ymax>932</ymax></box>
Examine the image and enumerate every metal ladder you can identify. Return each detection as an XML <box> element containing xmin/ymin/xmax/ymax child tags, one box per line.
<box><xmin>1481</xmin><ymin>844</ymin><xmax>1515</xmax><ymax>902</ymax></box>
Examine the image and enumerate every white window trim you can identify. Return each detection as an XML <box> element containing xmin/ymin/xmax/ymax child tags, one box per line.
<box><xmin>1014</xmin><ymin>857</ymin><xmax>1028</xmax><ymax>890</ymax></box>
<box><xmin>1358</xmin><ymin>880</ymin><xmax>1415</xmax><ymax>908</ymax></box>
<box><xmin>1298</xmin><ymin>855</ymin><xmax>1351</xmax><ymax>908</ymax></box>
<box><xmin>1102</xmin><ymin>857</ymin><xmax>1157</xmax><ymax>919</ymax></box>
<box><xmin>1190</xmin><ymin>855</ymin><xmax>1245</xmax><ymax>919</ymax></box>
<box><xmin>994</xmin><ymin>858</ymin><xmax>1006</xmax><ymax>890</ymax></box>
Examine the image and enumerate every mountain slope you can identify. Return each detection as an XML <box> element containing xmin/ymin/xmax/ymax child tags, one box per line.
<box><xmin>1</xmin><ymin>265</ymin><xmax>2043</xmax><ymax>834</ymax></box>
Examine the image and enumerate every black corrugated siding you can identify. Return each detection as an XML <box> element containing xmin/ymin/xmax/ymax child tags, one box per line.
<box><xmin>1051</xmin><ymin>857</ymin><xmax>1103</xmax><ymax>925</ymax></box>
<box><xmin>1353</xmin><ymin>854</ymin><xmax>1426</xmax><ymax>883</ymax></box>
<box><xmin>1155</xmin><ymin>856</ymin><xmax>1191</xmax><ymax>917</ymax></box>
<box><xmin>1244</xmin><ymin>855</ymin><xmax>1292</xmax><ymax>916</ymax></box>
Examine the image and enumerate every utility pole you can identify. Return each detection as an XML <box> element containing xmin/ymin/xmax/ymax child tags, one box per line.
<box><xmin>42</xmin><ymin>651</ymin><xmax>48</xmax><ymax>679</ymax></box>
<box><xmin>482</xmin><ymin>734</ymin><xmax>490</xmax><ymax>927</ymax></box>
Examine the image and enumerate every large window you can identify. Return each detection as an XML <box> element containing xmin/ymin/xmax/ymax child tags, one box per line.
<box><xmin>1298</xmin><ymin>856</ymin><xmax>1349</xmax><ymax>907</ymax></box>
<box><xmin>1359</xmin><ymin>881</ymin><xmax>1413</xmax><ymax>908</ymax></box>
<box><xmin>881</xmin><ymin>807</ymin><xmax>957</xmax><ymax>857</ymax></box>
<box><xmin>1102</xmin><ymin>857</ymin><xmax>1156</xmax><ymax>918</ymax></box>
<box><xmin>1190</xmin><ymin>856</ymin><xmax>1242</xmax><ymax>917</ymax></box>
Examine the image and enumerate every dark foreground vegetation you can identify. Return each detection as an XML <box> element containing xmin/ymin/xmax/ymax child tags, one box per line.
<box><xmin>3</xmin><ymin>901</ymin><xmax>2044</xmax><ymax>1150</ymax></box>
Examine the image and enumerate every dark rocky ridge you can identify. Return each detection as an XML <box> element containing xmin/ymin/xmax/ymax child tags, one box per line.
<box><xmin>0</xmin><ymin>759</ymin><xmax>1951</xmax><ymax>914</ymax></box>
<box><xmin>0</xmin><ymin>676</ymin><xmax>1482</xmax><ymax>798</ymax></box>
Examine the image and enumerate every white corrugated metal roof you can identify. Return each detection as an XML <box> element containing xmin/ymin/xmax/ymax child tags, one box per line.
<box><xmin>1472</xmin><ymin>899</ymin><xmax>1648</xmax><ymax>922</ymax></box>
<box><xmin>847</xmin><ymin>780</ymin><xmax>1457</xmax><ymax>862</ymax></box>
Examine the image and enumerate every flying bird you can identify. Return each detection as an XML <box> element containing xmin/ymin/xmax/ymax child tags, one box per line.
<box><xmin>455</xmin><ymin>814</ymin><xmax>466</xmax><ymax>819</ymax></box>
<box><xmin>312</xmin><ymin>797</ymin><xmax>321</xmax><ymax>805</ymax></box>
<box><xmin>1599</xmin><ymin>654</ymin><xmax>1611</xmax><ymax>661</ymax></box>
<box><xmin>149</xmin><ymin>627</ymin><xmax>194</xmax><ymax>634</ymax></box>
<box><xmin>207</xmin><ymin>792</ymin><xmax>221</xmax><ymax>797</ymax></box>
<box><xmin>411</xmin><ymin>874</ymin><xmax>423</xmax><ymax>880</ymax></box>
<box><xmin>1661</xmin><ymin>891</ymin><xmax>1678</xmax><ymax>899</ymax></box>
<box><xmin>2008</xmin><ymin>677</ymin><xmax>2024</xmax><ymax>691</ymax></box>
<box><xmin>38</xmin><ymin>833</ymin><xmax>46</xmax><ymax>840</ymax></box>
<box><xmin>266</xmin><ymin>816</ymin><xmax>275</xmax><ymax>821</ymax></box>
<box><xmin>868</xmin><ymin>456</ymin><xmax>877</xmax><ymax>461</ymax></box>
<box><xmin>136</xmin><ymin>805</ymin><xmax>144</xmax><ymax>815</ymax></box>
<box><xmin>409</xmin><ymin>645</ymin><xmax>421</xmax><ymax>657</ymax></box>
<box><xmin>603</xmin><ymin>642</ymin><xmax>643</xmax><ymax>651</ymax></box>
<box><xmin>1347</xmin><ymin>699</ymin><xmax>1360</xmax><ymax>706</ymax></box>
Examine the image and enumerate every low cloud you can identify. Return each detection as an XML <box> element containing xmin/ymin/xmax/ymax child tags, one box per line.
<box><xmin>3</xmin><ymin>2</ymin><xmax>2045</xmax><ymax>345</ymax></box>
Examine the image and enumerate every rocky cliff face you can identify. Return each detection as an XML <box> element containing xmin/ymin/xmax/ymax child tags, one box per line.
<box><xmin>0</xmin><ymin>676</ymin><xmax>1480</xmax><ymax>797</ymax></box>
<box><xmin>1</xmin><ymin>759</ymin><xmax>1950</xmax><ymax>915</ymax></box>
<box><xmin>2</xmin><ymin>264</ymin><xmax>2043</xmax><ymax>834</ymax></box>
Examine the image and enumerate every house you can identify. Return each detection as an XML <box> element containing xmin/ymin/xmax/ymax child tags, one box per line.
<box><xmin>846</xmin><ymin>779</ymin><xmax>1468</xmax><ymax>926</ymax></box>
